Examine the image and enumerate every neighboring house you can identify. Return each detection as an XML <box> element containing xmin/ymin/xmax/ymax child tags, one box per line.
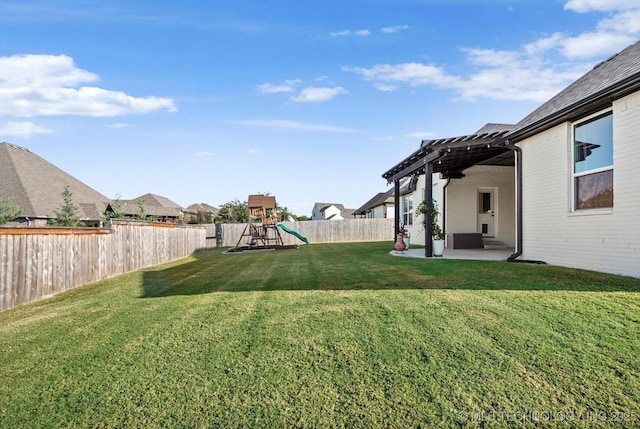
<box><xmin>353</xmin><ymin>177</ymin><xmax>415</xmax><ymax>219</ymax></box>
<box><xmin>184</xmin><ymin>203</ymin><xmax>219</xmax><ymax>223</ymax></box>
<box><xmin>118</xmin><ymin>193</ymin><xmax>184</xmax><ymax>223</ymax></box>
<box><xmin>311</xmin><ymin>203</ymin><xmax>355</xmax><ymax>220</ymax></box>
<box><xmin>383</xmin><ymin>40</ymin><xmax>640</xmax><ymax>278</ymax></box>
<box><xmin>0</xmin><ymin>142</ymin><xmax>111</xmax><ymax>227</ymax></box>
<box><xmin>353</xmin><ymin>191</ymin><xmax>394</xmax><ymax>219</ymax></box>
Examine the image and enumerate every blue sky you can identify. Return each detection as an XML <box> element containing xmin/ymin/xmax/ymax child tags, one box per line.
<box><xmin>1</xmin><ymin>0</ymin><xmax>639</xmax><ymax>216</ymax></box>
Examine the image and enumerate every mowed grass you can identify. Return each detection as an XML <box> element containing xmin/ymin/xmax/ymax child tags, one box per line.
<box><xmin>1</xmin><ymin>242</ymin><xmax>639</xmax><ymax>428</ymax></box>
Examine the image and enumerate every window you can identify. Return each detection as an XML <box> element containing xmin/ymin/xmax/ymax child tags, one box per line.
<box><xmin>573</xmin><ymin>112</ymin><xmax>613</xmax><ymax>210</ymax></box>
<box><xmin>402</xmin><ymin>195</ymin><xmax>413</xmax><ymax>226</ymax></box>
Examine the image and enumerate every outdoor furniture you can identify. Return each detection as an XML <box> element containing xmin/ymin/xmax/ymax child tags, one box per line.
<box><xmin>446</xmin><ymin>233</ymin><xmax>483</xmax><ymax>249</ymax></box>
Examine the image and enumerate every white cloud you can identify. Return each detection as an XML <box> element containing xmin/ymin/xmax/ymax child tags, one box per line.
<box><xmin>564</xmin><ymin>0</ymin><xmax>638</xmax><ymax>12</ymax></box>
<box><xmin>0</xmin><ymin>121</ymin><xmax>54</xmax><ymax>137</ymax></box>
<box><xmin>374</xmin><ymin>83</ymin><xmax>399</xmax><ymax>92</ymax></box>
<box><xmin>561</xmin><ymin>31</ymin><xmax>636</xmax><ymax>58</ymax></box>
<box><xmin>0</xmin><ymin>54</ymin><xmax>176</xmax><ymax>117</ymax></box>
<box><xmin>234</xmin><ymin>119</ymin><xmax>355</xmax><ymax>133</ymax></box>
<box><xmin>193</xmin><ymin>151</ymin><xmax>217</xmax><ymax>157</ymax></box>
<box><xmin>105</xmin><ymin>123</ymin><xmax>130</xmax><ymax>129</ymax></box>
<box><xmin>289</xmin><ymin>86</ymin><xmax>348</xmax><ymax>103</ymax></box>
<box><xmin>561</xmin><ymin>1</ymin><xmax>640</xmax><ymax>58</ymax></box>
<box><xmin>381</xmin><ymin>25</ymin><xmax>410</xmax><ymax>34</ymax></box>
<box><xmin>257</xmin><ymin>79</ymin><xmax>302</xmax><ymax>94</ymax></box>
<box><xmin>345</xmin><ymin>2</ymin><xmax>640</xmax><ymax>103</ymax></box>
<box><xmin>344</xmin><ymin>63</ymin><xmax>461</xmax><ymax>87</ymax></box>
<box><xmin>245</xmin><ymin>148</ymin><xmax>262</xmax><ymax>154</ymax></box>
<box><xmin>329</xmin><ymin>29</ymin><xmax>370</xmax><ymax>37</ymax></box>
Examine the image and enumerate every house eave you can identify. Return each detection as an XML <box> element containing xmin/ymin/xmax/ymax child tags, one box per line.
<box><xmin>509</xmin><ymin>73</ymin><xmax>640</xmax><ymax>143</ymax></box>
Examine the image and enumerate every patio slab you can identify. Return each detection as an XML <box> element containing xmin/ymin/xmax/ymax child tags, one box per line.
<box><xmin>390</xmin><ymin>247</ymin><xmax>515</xmax><ymax>261</ymax></box>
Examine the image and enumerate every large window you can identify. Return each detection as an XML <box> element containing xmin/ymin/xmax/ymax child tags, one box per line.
<box><xmin>573</xmin><ymin>112</ymin><xmax>613</xmax><ymax>210</ymax></box>
<box><xmin>402</xmin><ymin>195</ymin><xmax>413</xmax><ymax>226</ymax></box>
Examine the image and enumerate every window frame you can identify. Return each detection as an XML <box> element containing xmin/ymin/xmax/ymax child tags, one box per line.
<box><xmin>402</xmin><ymin>194</ymin><xmax>413</xmax><ymax>226</ymax></box>
<box><xmin>571</xmin><ymin>109</ymin><xmax>614</xmax><ymax>212</ymax></box>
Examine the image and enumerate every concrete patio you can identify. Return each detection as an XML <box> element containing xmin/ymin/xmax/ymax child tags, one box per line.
<box><xmin>390</xmin><ymin>247</ymin><xmax>515</xmax><ymax>261</ymax></box>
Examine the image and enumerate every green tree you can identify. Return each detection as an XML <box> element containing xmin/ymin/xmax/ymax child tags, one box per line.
<box><xmin>217</xmin><ymin>199</ymin><xmax>249</xmax><ymax>223</ymax></box>
<box><xmin>0</xmin><ymin>197</ymin><xmax>23</xmax><ymax>225</ymax></box>
<box><xmin>48</xmin><ymin>186</ymin><xmax>83</xmax><ymax>227</ymax></box>
<box><xmin>102</xmin><ymin>194</ymin><xmax>125</xmax><ymax>224</ymax></box>
<box><xmin>136</xmin><ymin>198</ymin><xmax>147</xmax><ymax>220</ymax></box>
<box><xmin>277</xmin><ymin>205</ymin><xmax>293</xmax><ymax>222</ymax></box>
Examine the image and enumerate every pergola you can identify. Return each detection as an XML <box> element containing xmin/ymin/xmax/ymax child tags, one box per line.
<box><xmin>382</xmin><ymin>130</ymin><xmax>519</xmax><ymax>257</ymax></box>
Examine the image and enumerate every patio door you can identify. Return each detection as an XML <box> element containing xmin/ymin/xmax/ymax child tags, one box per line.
<box><xmin>477</xmin><ymin>189</ymin><xmax>495</xmax><ymax>237</ymax></box>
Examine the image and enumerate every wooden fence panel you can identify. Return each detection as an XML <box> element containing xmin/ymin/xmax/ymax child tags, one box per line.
<box><xmin>0</xmin><ymin>221</ymin><xmax>206</xmax><ymax>312</ymax></box>
<box><xmin>210</xmin><ymin>218</ymin><xmax>394</xmax><ymax>248</ymax></box>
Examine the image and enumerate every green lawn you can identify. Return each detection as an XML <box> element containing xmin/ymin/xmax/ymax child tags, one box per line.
<box><xmin>1</xmin><ymin>242</ymin><xmax>639</xmax><ymax>428</ymax></box>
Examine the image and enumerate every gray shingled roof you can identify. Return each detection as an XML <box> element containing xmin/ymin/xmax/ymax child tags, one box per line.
<box><xmin>353</xmin><ymin>191</ymin><xmax>394</xmax><ymax>215</ymax></box>
<box><xmin>185</xmin><ymin>203</ymin><xmax>219</xmax><ymax>215</ymax></box>
<box><xmin>0</xmin><ymin>142</ymin><xmax>111</xmax><ymax>220</ymax></box>
<box><xmin>120</xmin><ymin>193</ymin><xmax>183</xmax><ymax>217</ymax></box>
<box><xmin>513</xmin><ymin>40</ymin><xmax>640</xmax><ymax>138</ymax></box>
<box><xmin>313</xmin><ymin>202</ymin><xmax>355</xmax><ymax>219</ymax></box>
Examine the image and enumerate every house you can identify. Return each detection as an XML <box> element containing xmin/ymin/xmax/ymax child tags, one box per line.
<box><xmin>0</xmin><ymin>142</ymin><xmax>111</xmax><ymax>227</ymax></box>
<box><xmin>353</xmin><ymin>177</ymin><xmax>414</xmax><ymax>219</ymax></box>
<box><xmin>118</xmin><ymin>193</ymin><xmax>184</xmax><ymax>223</ymax></box>
<box><xmin>184</xmin><ymin>203</ymin><xmax>219</xmax><ymax>223</ymax></box>
<box><xmin>353</xmin><ymin>191</ymin><xmax>394</xmax><ymax>219</ymax></box>
<box><xmin>311</xmin><ymin>203</ymin><xmax>356</xmax><ymax>220</ymax></box>
<box><xmin>383</xmin><ymin>40</ymin><xmax>640</xmax><ymax>278</ymax></box>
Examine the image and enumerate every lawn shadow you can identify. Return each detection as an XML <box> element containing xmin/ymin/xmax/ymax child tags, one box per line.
<box><xmin>140</xmin><ymin>246</ymin><xmax>640</xmax><ymax>298</ymax></box>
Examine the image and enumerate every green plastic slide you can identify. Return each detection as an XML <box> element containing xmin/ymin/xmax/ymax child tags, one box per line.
<box><xmin>277</xmin><ymin>223</ymin><xmax>309</xmax><ymax>244</ymax></box>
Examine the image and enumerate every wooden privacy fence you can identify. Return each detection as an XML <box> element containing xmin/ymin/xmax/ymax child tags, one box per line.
<box><xmin>0</xmin><ymin>220</ymin><xmax>205</xmax><ymax>312</ymax></box>
<box><xmin>205</xmin><ymin>218</ymin><xmax>395</xmax><ymax>248</ymax></box>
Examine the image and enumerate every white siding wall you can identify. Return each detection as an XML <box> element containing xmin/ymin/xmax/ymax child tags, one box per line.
<box><xmin>446</xmin><ymin>165</ymin><xmax>516</xmax><ymax>248</ymax></box>
<box><xmin>371</xmin><ymin>204</ymin><xmax>392</xmax><ymax>219</ymax></box>
<box><xmin>518</xmin><ymin>91</ymin><xmax>640</xmax><ymax>278</ymax></box>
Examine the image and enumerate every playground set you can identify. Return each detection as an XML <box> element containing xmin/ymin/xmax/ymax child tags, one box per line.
<box><xmin>227</xmin><ymin>194</ymin><xmax>308</xmax><ymax>253</ymax></box>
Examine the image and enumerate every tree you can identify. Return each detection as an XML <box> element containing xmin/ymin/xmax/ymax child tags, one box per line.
<box><xmin>277</xmin><ymin>205</ymin><xmax>293</xmax><ymax>222</ymax></box>
<box><xmin>217</xmin><ymin>198</ymin><xmax>249</xmax><ymax>223</ymax></box>
<box><xmin>136</xmin><ymin>198</ymin><xmax>147</xmax><ymax>220</ymax></box>
<box><xmin>102</xmin><ymin>194</ymin><xmax>125</xmax><ymax>224</ymax></box>
<box><xmin>195</xmin><ymin>210</ymin><xmax>214</xmax><ymax>224</ymax></box>
<box><xmin>48</xmin><ymin>186</ymin><xmax>83</xmax><ymax>227</ymax></box>
<box><xmin>0</xmin><ymin>197</ymin><xmax>23</xmax><ymax>225</ymax></box>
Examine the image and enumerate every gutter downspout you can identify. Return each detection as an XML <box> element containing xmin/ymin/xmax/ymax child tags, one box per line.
<box><xmin>504</xmin><ymin>140</ymin><xmax>546</xmax><ymax>265</ymax></box>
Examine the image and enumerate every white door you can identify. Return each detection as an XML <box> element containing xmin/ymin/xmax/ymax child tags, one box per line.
<box><xmin>477</xmin><ymin>189</ymin><xmax>495</xmax><ymax>237</ymax></box>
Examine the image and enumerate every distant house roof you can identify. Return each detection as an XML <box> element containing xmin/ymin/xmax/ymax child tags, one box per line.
<box><xmin>185</xmin><ymin>203</ymin><xmax>219</xmax><ymax>215</ymax></box>
<box><xmin>0</xmin><ymin>142</ymin><xmax>111</xmax><ymax>221</ymax></box>
<box><xmin>354</xmin><ymin>177</ymin><xmax>414</xmax><ymax>215</ymax></box>
<box><xmin>120</xmin><ymin>193</ymin><xmax>183</xmax><ymax>218</ymax></box>
<box><xmin>353</xmin><ymin>191</ymin><xmax>394</xmax><ymax>215</ymax></box>
<box><xmin>313</xmin><ymin>202</ymin><xmax>356</xmax><ymax>219</ymax></box>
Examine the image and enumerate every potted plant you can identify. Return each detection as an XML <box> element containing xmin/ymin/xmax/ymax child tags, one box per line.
<box><xmin>399</xmin><ymin>224</ymin><xmax>410</xmax><ymax>249</ymax></box>
<box><xmin>416</xmin><ymin>199</ymin><xmax>446</xmax><ymax>257</ymax></box>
